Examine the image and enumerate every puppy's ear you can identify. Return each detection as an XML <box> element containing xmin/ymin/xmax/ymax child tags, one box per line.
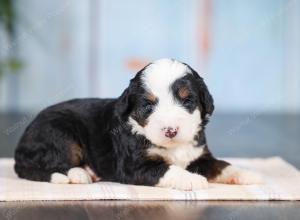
<box><xmin>116</xmin><ymin>63</ymin><xmax>151</xmax><ymax>120</ymax></box>
<box><xmin>190</xmin><ymin>68</ymin><xmax>214</xmax><ymax>120</ymax></box>
<box><xmin>115</xmin><ymin>70</ymin><xmax>145</xmax><ymax>120</ymax></box>
<box><xmin>198</xmin><ymin>77</ymin><xmax>214</xmax><ymax>118</ymax></box>
<box><xmin>115</xmin><ymin>87</ymin><xmax>132</xmax><ymax>119</ymax></box>
<box><xmin>115</xmin><ymin>77</ymin><xmax>140</xmax><ymax>120</ymax></box>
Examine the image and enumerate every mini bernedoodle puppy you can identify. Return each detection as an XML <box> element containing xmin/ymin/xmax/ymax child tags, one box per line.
<box><xmin>15</xmin><ymin>59</ymin><xmax>261</xmax><ymax>190</ymax></box>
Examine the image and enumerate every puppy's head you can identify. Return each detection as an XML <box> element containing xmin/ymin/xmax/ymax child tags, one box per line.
<box><xmin>117</xmin><ymin>58</ymin><xmax>214</xmax><ymax>148</ymax></box>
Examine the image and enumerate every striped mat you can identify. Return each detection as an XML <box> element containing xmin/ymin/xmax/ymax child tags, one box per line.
<box><xmin>1</xmin><ymin>157</ymin><xmax>300</xmax><ymax>201</ymax></box>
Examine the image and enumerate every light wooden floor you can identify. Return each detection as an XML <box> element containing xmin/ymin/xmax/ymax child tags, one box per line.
<box><xmin>1</xmin><ymin>201</ymin><xmax>300</xmax><ymax>220</ymax></box>
<box><xmin>0</xmin><ymin>113</ymin><xmax>299</xmax><ymax>219</ymax></box>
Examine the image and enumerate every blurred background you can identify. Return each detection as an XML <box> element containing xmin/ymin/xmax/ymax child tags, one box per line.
<box><xmin>0</xmin><ymin>0</ymin><xmax>299</xmax><ymax>166</ymax></box>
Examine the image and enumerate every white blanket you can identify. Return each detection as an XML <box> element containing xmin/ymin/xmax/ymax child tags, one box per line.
<box><xmin>1</xmin><ymin>157</ymin><xmax>300</xmax><ymax>201</ymax></box>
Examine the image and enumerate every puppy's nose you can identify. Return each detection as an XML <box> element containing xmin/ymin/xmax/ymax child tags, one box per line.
<box><xmin>163</xmin><ymin>127</ymin><xmax>178</xmax><ymax>138</ymax></box>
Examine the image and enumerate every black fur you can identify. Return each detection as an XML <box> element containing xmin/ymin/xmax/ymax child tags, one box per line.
<box><xmin>14</xmin><ymin>61</ymin><xmax>230</xmax><ymax>186</ymax></box>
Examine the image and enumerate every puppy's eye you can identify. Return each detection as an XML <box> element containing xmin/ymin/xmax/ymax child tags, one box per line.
<box><xmin>182</xmin><ymin>97</ymin><xmax>192</xmax><ymax>105</ymax></box>
<box><xmin>142</xmin><ymin>99</ymin><xmax>155</xmax><ymax>109</ymax></box>
<box><xmin>182</xmin><ymin>96</ymin><xmax>195</xmax><ymax>106</ymax></box>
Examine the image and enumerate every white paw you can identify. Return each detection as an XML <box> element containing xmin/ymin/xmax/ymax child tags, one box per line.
<box><xmin>232</xmin><ymin>169</ymin><xmax>263</xmax><ymax>184</ymax></box>
<box><xmin>213</xmin><ymin>166</ymin><xmax>263</xmax><ymax>185</ymax></box>
<box><xmin>156</xmin><ymin>165</ymin><xmax>208</xmax><ymax>191</ymax></box>
<box><xmin>67</xmin><ymin>167</ymin><xmax>93</xmax><ymax>184</ymax></box>
<box><xmin>50</xmin><ymin>173</ymin><xmax>70</xmax><ymax>184</ymax></box>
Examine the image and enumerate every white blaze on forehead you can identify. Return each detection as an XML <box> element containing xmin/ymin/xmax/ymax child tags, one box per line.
<box><xmin>142</xmin><ymin>59</ymin><xmax>189</xmax><ymax>94</ymax></box>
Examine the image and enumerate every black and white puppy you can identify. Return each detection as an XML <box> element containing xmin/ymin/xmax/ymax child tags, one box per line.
<box><xmin>14</xmin><ymin>59</ymin><xmax>261</xmax><ymax>190</ymax></box>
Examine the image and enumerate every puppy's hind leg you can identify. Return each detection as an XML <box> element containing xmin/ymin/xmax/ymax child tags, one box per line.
<box><xmin>51</xmin><ymin>167</ymin><xmax>97</xmax><ymax>184</ymax></box>
<box><xmin>211</xmin><ymin>166</ymin><xmax>263</xmax><ymax>185</ymax></box>
<box><xmin>186</xmin><ymin>154</ymin><xmax>262</xmax><ymax>185</ymax></box>
<box><xmin>50</xmin><ymin>173</ymin><xmax>70</xmax><ymax>184</ymax></box>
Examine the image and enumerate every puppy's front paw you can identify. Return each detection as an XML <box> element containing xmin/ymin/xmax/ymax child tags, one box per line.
<box><xmin>156</xmin><ymin>165</ymin><xmax>208</xmax><ymax>191</ymax></box>
<box><xmin>67</xmin><ymin>167</ymin><xmax>93</xmax><ymax>184</ymax></box>
<box><xmin>212</xmin><ymin>166</ymin><xmax>263</xmax><ymax>185</ymax></box>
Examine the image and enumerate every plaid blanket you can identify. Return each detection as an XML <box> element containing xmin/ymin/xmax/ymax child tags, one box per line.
<box><xmin>1</xmin><ymin>157</ymin><xmax>300</xmax><ymax>201</ymax></box>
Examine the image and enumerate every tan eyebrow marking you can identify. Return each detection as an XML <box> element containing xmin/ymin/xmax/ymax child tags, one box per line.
<box><xmin>146</xmin><ymin>93</ymin><xmax>158</xmax><ymax>103</ymax></box>
<box><xmin>178</xmin><ymin>87</ymin><xmax>190</xmax><ymax>99</ymax></box>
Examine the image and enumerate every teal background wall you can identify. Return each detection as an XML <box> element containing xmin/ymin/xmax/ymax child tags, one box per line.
<box><xmin>0</xmin><ymin>0</ymin><xmax>299</xmax><ymax>113</ymax></box>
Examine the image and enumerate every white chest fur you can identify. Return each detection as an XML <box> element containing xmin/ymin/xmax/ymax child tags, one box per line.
<box><xmin>147</xmin><ymin>144</ymin><xmax>204</xmax><ymax>169</ymax></box>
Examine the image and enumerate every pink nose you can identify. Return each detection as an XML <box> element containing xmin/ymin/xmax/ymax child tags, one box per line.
<box><xmin>163</xmin><ymin>127</ymin><xmax>178</xmax><ymax>138</ymax></box>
